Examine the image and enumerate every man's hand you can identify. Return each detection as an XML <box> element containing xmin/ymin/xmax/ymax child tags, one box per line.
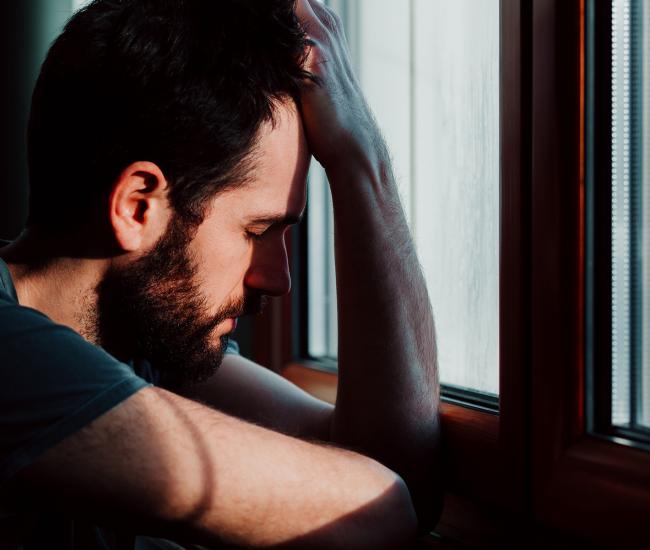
<box><xmin>295</xmin><ymin>0</ymin><xmax>381</xmax><ymax>172</ymax></box>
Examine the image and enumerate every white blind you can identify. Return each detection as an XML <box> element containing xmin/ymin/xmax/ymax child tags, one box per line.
<box><xmin>611</xmin><ymin>0</ymin><xmax>650</xmax><ymax>429</ymax></box>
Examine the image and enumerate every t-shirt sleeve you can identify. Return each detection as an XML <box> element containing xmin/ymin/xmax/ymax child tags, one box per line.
<box><xmin>0</xmin><ymin>297</ymin><xmax>150</xmax><ymax>483</ymax></box>
<box><xmin>225</xmin><ymin>337</ymin><xmax>240</xmax><ymax>355</ymax></box>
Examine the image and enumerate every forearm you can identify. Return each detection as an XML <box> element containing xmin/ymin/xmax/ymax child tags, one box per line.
<box><xmin>293</xmin><ymin>0</ymin><xmax>442</xmax><ymax>528</ymax></box>
<box><xmin>327</xmin><ymin>142</ymin><xmax>443</xmax><ymax>528</ymax></box>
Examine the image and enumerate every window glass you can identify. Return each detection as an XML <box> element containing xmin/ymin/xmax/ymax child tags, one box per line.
<box><xmin>73</xmin><ymin>0</ymin><xmax>92</xmax><ymax>10</ymax></box>
<box><xmin>307</xmin><ymin>0</ymin><xmax>500</xmax><ymax>396</ymax></box>
<box><xmin>611</xmin><ymin>0</ymin><xmax>650</xmax><ymax>430</ymax></box>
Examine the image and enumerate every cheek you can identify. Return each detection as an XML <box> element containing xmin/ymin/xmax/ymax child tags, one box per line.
<box><xmin>194</xmin><ymin>234</ymin><xmax>252</xmax><ymax>305</ymax></box>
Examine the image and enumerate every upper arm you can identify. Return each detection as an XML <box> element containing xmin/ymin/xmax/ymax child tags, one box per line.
<box><xmin>0</xmin><ymin>304</ymin><xmax>413</xmax><ymax>546</ymax></box>
<box><xmin>180</xmin><ymin>353</ymin><xmax>334</xmax><ymax>440</ymax></box>
<box><xmin>10</xmin><ymin>386</ymin><xmax>179</xmax><ymax>525</ymax></box>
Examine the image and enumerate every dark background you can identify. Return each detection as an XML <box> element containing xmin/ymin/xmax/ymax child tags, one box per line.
<box><xmin>0</xmin><ymin>0</ymin><xmax>73</xmax><ymax>240</ymax></box>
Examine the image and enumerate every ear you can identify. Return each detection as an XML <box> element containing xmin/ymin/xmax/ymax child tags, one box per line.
<box><xmin>108</xmin><ymin>161</ymin><xmax>171</xmax><ymax>252</ymax></box>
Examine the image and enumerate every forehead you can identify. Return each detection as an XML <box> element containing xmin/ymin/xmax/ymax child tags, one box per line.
<box><xmin>215</xmin><ymin>100</ymin><xmax>310</xmax><ymax>220</ymax></box>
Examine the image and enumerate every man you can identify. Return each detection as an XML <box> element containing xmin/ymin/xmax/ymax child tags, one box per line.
<box><xmin>0</xmin><ymin>0</ymin><xmax>442</xmax><ymax>547</ymax></box>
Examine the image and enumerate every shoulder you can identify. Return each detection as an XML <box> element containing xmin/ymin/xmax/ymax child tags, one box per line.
<box><xmin>0</xmin><ymin>295</ymin><xmax>150</xmax><ymax>484</ymax></box>
<box><xmin>0</xmin><ymin>294</ymin><xmax>138</xmax><ymax>387</ymax></box>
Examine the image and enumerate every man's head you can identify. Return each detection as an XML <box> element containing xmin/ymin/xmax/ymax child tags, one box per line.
<box><xmin>28</xmin><ymin>0</ymin><xmax>313</xmax><ymax>386</ymax></box>
<box><xmin>91</xmin><ymin>103</ymin><xmax>310</xmax><ymax>389</ymax></box>
<box><xmin>28</xmin><ymin>0</ymin><xmax>311</xmax><ymax>231</ymax></box>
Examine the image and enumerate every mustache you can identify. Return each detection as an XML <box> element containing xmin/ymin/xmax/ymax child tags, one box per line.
<box><xmin>215</xmin><ymin>293</ymin><xmax>269</xmax><ymax>323</ymax></box>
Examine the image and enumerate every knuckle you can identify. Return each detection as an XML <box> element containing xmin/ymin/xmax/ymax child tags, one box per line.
<box><xmin>315</xmin><ymin>4</ymin><xmax>342</xmax><ymax>32</ymax></box>
<box><xmin>325</xmin><ymin>8</ymin><xmax>342</xmax><ymax>29</ymax></box>
<box><xmin>325</xmin><ymin>9</ymin><xmax>343</xmax><ymax>31</ymax></box>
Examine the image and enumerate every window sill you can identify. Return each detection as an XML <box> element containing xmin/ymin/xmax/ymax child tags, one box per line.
<box><xmin>282</xmin><ymin>362</ymin><xmax>520</xmax><ymax>547</ymax></box>
<box><xmin>281</xmin><ymin>362</ymin><xmax>500</xmax><ymax>498</ymax></box>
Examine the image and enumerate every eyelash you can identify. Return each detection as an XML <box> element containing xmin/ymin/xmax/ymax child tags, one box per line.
<box><xmin>246</xmin><ymin>230</ymin><xmax>265</xmax><ymax>241</ymax></box>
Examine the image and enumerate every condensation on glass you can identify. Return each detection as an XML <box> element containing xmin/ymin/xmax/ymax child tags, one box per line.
<box><xmin>308</xmin><ymin>0</ymin><xmax>500</xmax><ymax>396</ymax></box>
<box><xmin>611</xmin><ymin>0</ymin><xmax>650</xmax><ymax>429</ymax></box>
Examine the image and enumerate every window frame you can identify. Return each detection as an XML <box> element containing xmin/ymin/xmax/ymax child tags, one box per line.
<box><xmin>259</xmin><ymin>0</ymin><xmax>529</xmax><ymax>523</ymax></box>
<box><xmin>252</xmin><ymin>0</ymin><xmax>650</xmax><ymax>544</ymax></box>
<box><xmin>530</xmin><ymin>0</ymin><xmax>650</xmax><ymax>544</ymax></box>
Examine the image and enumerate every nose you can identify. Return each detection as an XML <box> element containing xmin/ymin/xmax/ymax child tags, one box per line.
<box><xmin>243</xmin><ymin>236</ymin><xmax>292</xmax><ymax>297</ymax></box>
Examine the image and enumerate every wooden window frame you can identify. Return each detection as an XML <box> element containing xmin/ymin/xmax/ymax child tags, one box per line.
<box><xmin>531</xmin><ymin>0</ymin><xmax>650</xmax><ymax>545</ymax></box>
<box><xmin>251</xmin><ymin>0</ymin><xmax>650</xmax><ymax>545</ymax></box>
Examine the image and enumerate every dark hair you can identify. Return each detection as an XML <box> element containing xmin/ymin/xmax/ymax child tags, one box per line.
<box><xmin>27</xmin><ymin>0</ymin><xmax>311</xmax><ymax>231</ymax></box>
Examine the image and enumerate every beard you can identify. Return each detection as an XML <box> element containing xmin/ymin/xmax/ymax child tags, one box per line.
<box><xmin>92</xmin><ymin>216</ymin><xmax>264</xmax><ymax>391</ymax></box>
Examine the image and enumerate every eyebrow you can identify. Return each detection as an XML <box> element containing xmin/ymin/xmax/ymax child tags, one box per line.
<box><xmin>245</xmin><ymin>210</ymin><xmax>305</xmax><ymax>227</ymax></box>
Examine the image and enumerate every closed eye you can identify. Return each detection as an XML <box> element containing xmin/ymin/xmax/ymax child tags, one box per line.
<box><xmin>245</xmin><ymin>219</ymin><xmax>297</xmax><ymax>242</ymax></box>
<box><xmin>245</xmin><ymin>230</ymin><xmax>266</xmax><ymax>241</ymax></box>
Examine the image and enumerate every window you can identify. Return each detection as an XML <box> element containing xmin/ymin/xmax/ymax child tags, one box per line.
<box><xmin>285</xmin><ymin>0</ymin><xmax>525</xmax><ymax>536</ymax></box>
<box><xmin>277</xmin><ymin>0</ymin><xmax>650</xmax><ymax>545</ymax></box>
<box><xmin>587</xmin><ymin>0</ymin><xmax>650</xmax><ymax>447</ymax></box>
<box><xmin>306</xmin><ymin>0</ymin><xmax>501</xmax><ymax>401</ymax></box>
<box><xmin>529</xmin><ymin>0</ymin><xmax>650</xmax><ymax>545</ymax></box>
<box><xmin>607</xmin><ymin>0</ymin><xmax>650</xmax><ymax>438</ymax></box>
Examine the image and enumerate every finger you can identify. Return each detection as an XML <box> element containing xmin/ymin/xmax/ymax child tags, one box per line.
<box><xmin>307</xmin><ymin>0</ymin><xmax>343</xmax><ymax>33</ymax></box>
<box><xmin>295</xmin><ymin>0</ymin><xmax>328</xmax><ymax>39</ymax></box>
<box><xmin>294</xmin><ymin>0</ymin><xmax>319</xmax><ymax>28</ymax></box>
<box><xmin>304</xmin><ymin>1</ymin><xmax>352</xmax><ymax>70</ymax></box>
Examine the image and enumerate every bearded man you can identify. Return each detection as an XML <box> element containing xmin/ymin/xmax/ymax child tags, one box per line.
<box><xmin>0</xmin><ymin>0</ymin><xmax>442</xmax><ymax>548</ymax></box>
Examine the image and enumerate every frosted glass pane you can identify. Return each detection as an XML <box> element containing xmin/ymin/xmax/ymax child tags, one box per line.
<box><xmin>412</xmin><ymin>1</ymin><xmax>500</xmax><ymax>396</ymax></box>
<box><xmin>307</xmin><ymin>160</ymin><xmax>337</xmax><ymax>359</ymax></box>
<box><xmin>357</xmin><ymin>0</ymin><xmax>413</xmax><ymax>223</ymax></box>
<box><xmin>307</xmin><ymin>0</ymin><xmax>500</xmax><ymax>397</ymax></box>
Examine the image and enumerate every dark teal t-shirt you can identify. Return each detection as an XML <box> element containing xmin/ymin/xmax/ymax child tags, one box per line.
<box><xmin>0</xmin><ymin>254</ymin><xmax>238</xmax><ymax>549</ymax></box>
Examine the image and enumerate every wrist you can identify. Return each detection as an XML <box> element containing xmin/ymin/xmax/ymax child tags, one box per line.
<box><xmin>322</xmin><ymin>130</ymin><xmax>391</xmax><ymax>188</ymax></box>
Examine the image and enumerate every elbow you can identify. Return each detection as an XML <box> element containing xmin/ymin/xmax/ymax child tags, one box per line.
<box><xmin>362</xmin><ymin>473</ymin><xmax>418</xmax><ymax>550</ymax></box>
<box><xmin>405</xmin><ymin>431</ymin><xmax>446</xmax><ymax>534</ymax></box>
<box><xmin>387</xmin><ymin>476</ymin><xmax>419</xmax><ymax>547</ymax></box>
<box><xmin>381</xmin><ymin>474</ymin><xmax>447</xmax><ymax>544</ymax></box>
<box><xmin>405</xmin><ymin>455</ymin><xmax>445</xmax><ymax>534</ymax></box>
<box><xmin>413</xmin><ymin>485</ymin><xmax>445</xmax><ymax>536</ymax></box>
<box><xmin>318</xmin><ymin>467</ymin><xmax>419</xmax><ymax>550</ymax></box>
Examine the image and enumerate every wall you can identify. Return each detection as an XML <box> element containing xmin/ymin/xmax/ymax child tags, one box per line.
<box><xmin>0</xmin><ymin>0</ymin><xmax>74</xmax><ymax>239</ymax></box>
